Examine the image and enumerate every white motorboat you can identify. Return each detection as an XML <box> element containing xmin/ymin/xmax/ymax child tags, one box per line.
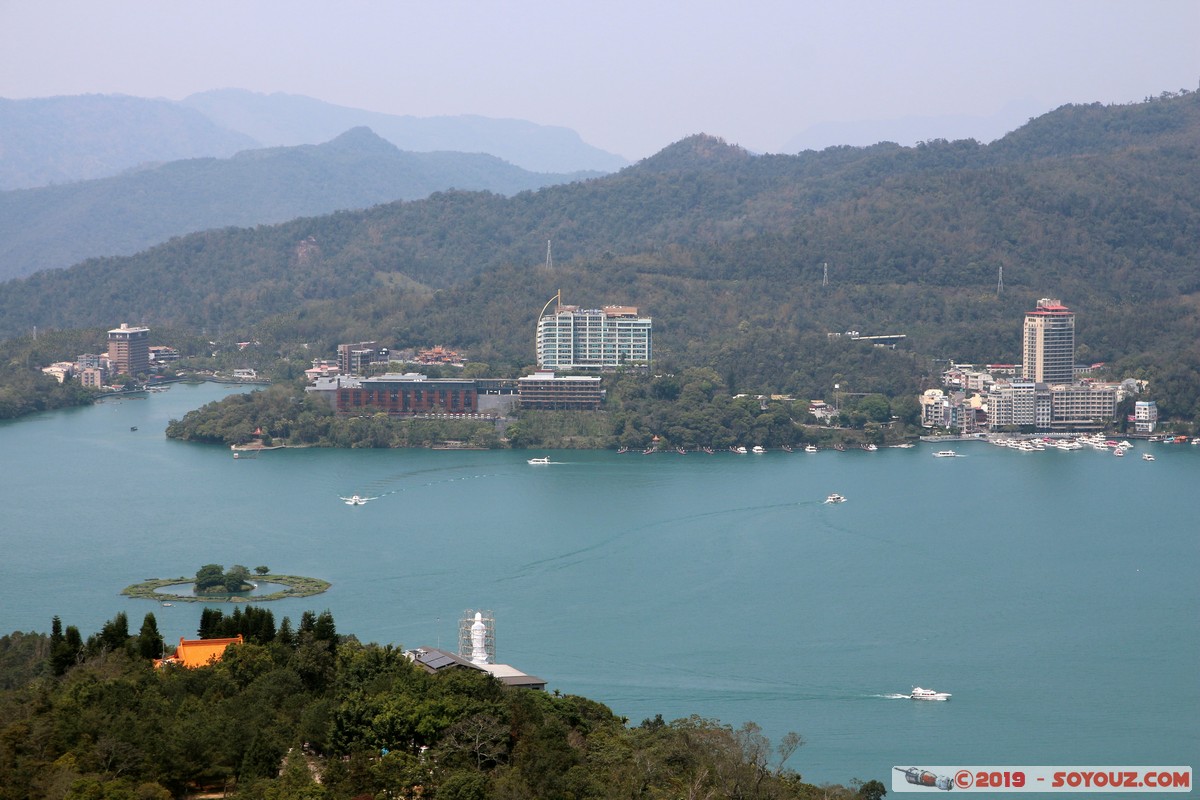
<box><xmin>1142</xmin><ymin>453</ymin><xmax>1155</xmax><ymax>461</ymax></box>
<box><xmin>910</xmin><ymin>686</ymin><xmax>951</xmax><ymax>701</ymax></box>
<box><xmin>527</xmin><ymin>457</ymin><xmax>550</xmax><ymax>464</ymax></box>
<box><xmin>932</xmin><ymin>450</ymin><xmax>957</xmax><ymax>458</ymax></box>
<box><xmin>824</xmin><ymin>493</ymin><xmax>846</xmax><ymax>504</ymax></box>
<box><xmin>733</xmin><ymin>446</ymin><xmax>748</xmax><ymax>454</ymax></box>
<box><xmin>752</xmin><ymin>445</ymin><xmax>766</xmax><ymax>454</ymax></box>
<box><xmin>804</xmin><ymin>445</ymin><xmax>819</xmax><ymax>453</ymax></box>
<box><xmin>341</xmin><ymin>494</ymin><xmax>372</xmax><ymax>505</ymax></box>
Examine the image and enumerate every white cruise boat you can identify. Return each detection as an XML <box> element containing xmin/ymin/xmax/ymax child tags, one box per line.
<box><xmin>932</xmin><ymin>450</ymin><xmax>957</xmax><ymax>458</ymax></box>
<box><xmin>804</xmin><ymin>445</ymin><xmax>819</xmax><ymax>453</ymax></box>
<box><xmin>910</xmin><ymin>686</ymin><xmax>951</xmax><ymax>701</ymax></box>
<box><xmin>1142</xmin><ymin>453</ymin><xmax>1155</xmax><ymax>461</ymax></box>
<box><xmin>824</xmin><ymin>493</ymin><xmax>846</xmax><ymax>504</ymax></box>
<box><xmin>341</xmin><ymin>494</ymin><xmax>372</xmax><ymax>505</ymax></box>
<box><xmin>752</xmin><ymin>445</ymin><xmax>766</xmax><ymax>453</ymax></box>
<box><xmin>527</xmin><ymin>456</ymin><xmax>550</xmax><ymax>464</ymax></box>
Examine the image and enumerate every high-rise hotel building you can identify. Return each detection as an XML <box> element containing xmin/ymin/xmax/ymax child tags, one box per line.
<box><xmin>1021</xmin><ymin>298</ymin><xmax>1074</xmax><ymax>384</ymax></box>
<box><xmin>107</xmin><ymin>323</ymin><xmax>150</xmax><ymax>376</ymax></box>
<box><xmin>536</xmin><ymin>303</ymin><xmax>651</xmax><ymax>370</ymax></box>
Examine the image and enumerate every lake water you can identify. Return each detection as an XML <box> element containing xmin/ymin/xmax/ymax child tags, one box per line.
<box><xmin>2</xmin><ymin>382</ymin><xmax>1197</xmax><ymax>785</ymax></box>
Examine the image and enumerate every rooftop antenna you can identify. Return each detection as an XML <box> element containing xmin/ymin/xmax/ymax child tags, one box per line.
<box><xmin>996</xmin><ymin>264</ymin><xmax>1004</xmax><ymax>296</ymax></box>
<box><xmin>545</xmin><ymin>239</ymin><xmax>553</xmax><ymax>271</ymax></box>
<box><xmin>822</xmin><ymin>262</ymin><xmax>829</xmax><ymax>287</ymax></box>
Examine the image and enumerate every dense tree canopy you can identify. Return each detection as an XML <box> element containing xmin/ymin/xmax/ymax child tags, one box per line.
<box><xmin>0</xmin><ymin>612</ymin><xmax>881</xmax><ymax>799</ymax></box>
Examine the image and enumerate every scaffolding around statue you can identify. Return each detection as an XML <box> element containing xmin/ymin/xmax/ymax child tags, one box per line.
<box><xmin>458</xmin><ymin>610</ymin><xmax>495</xmax><ymax>665</ymax></box>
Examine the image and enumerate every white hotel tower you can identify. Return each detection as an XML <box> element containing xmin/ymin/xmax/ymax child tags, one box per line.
<box><xmin>535</xmin><ymin>294</ymin><xmax>652</xmax><ymax>370</ymax></box>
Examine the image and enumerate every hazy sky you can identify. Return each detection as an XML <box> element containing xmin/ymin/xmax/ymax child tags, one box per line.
<box><xmin>3</xmin><ymin>0</ymin><xmax>1197</xmax><ymax>160</ymax></box>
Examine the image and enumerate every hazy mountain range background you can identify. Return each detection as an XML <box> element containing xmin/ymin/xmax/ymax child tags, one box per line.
<box><xmin>0</xmin><ymin>127</ymin><xmax>599</xmax><ymax>280</ymax></box>
<box><xmin>1</xmin><ymin>90</ymin><xmax>1196</xmax><ymax>408</ymax></box>
<box><xmin>0</xmin><ymin>89</ymin><xmax>1058</xmax><ymax>280</ymax></box>
<box><xmin>0</xmin><ymin>89</ymin><xmax>628</xmax><ymax>192</ymax></box>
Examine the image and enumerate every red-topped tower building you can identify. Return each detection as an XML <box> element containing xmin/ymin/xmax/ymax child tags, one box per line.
<box><xmin>1021</xmin><ymin>299</ymin><xmax>1074</xmax><ymax>384</ymax></box>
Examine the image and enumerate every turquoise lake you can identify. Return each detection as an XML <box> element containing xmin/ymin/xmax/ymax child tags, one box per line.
<box><xmin>2</xmin><ymin>382</ymin><xmax>1196</xmax><ymax>786</ymax></box>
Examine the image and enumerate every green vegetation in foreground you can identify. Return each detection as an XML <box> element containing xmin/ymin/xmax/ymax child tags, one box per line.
<box><xmin>0</xmin><ymin>609</ymin><xmax>888</xmax><ymax>799</ymax></box>
<box><xmin>122</xmin><ymin>565</ymin><xmax>330</xmax><ymax>603</ymax></box>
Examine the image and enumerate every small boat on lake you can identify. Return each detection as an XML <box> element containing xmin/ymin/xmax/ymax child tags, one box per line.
<box><xmin>1142</xmin><ymin>453</ymin><xmax>1155</xmax><ymax>461</ymax></box>
<box><xmin>805</xmin><ymin>445</ymin><xmax>819</xmax><ymax>453</ymax></box>
<box><xmin>752</xmin><ymin>445</ymin><xmax>766</xmax><ymax>454</ymax></box>
<box><xmin>910</xmin><ymin>686</ymin><xmax>951</xmax><ymax>701</ymax></box>
<box><xmin>341</xmin><ymin>494</ymin><xmax>372</xmax><ymax>505</ymax></box>
<box><xmin>527</xmin><ymin>457</ymin><xmax>551</xmax><ymax>465</ymax></box>
<box><xmin>824</xmin><ymin>493</ymin><xmax>846</xmax><ymax>504</ymax></box>
<box><xmin>933</xmin><ymin>450</ymin><xmax>957</xmax><ymax>458</ymax></box>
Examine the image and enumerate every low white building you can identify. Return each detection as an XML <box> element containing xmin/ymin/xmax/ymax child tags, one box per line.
<box><xmin>1134</xmin><ymin>400</ymin><xmax>1158</xmax><ymax>433</ymax></box>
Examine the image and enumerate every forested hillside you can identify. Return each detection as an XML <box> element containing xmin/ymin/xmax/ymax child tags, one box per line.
<box><xmin>0</xmin><ymin>612</ymin><xmax>863</xmax><ymax>799</ymax></box>
<box><xmin>0</xmin><ymin>128</ymin><xmax>596</xmax><ymax>280</ymax></box>
<box><xmin>1</xmin><ymin>91</ymin><xmax>1197</xmax><ymax>404</ymax></box>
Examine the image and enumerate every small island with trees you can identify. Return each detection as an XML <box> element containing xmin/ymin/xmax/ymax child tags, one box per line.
<box><xmin>122</xmin><ymin>563</ymin><xmax>330</xmax><ymax>603</ymax></box>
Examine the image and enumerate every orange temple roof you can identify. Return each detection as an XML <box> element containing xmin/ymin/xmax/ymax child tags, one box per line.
<box><xmin>155</xmin><ymin>635</ymin><xmax>243</xmax><ymax>669</ymax></box>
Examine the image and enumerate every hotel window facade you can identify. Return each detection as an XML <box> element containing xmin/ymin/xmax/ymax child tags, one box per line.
<box><xmin>1048</xmin><ymin>383</ymin><xmax>1117</xmax><ymax>431</ymax></box>
<box><xmin>335</xmin><ymin>374</ymin><xmax>478</xmax><ymax>415</ymax></box>
<box><xmin>107</xmin><ymin>323</ymin><xmax>150</xmax><ymax>376</ymax></box>
<box><xmin>536</xmin><ymin>304</ymin><xmax>651</xmax><ymax>370</ymax></box>
<box><xmin>1022</xmin><ymin>299</ymin><xmax>1075</xmax><ymax>384</ymax></box>
<box><xmin>518</xmin><ymin>372</ymin><xmax>604</xmax><ymax>410</ymax></box>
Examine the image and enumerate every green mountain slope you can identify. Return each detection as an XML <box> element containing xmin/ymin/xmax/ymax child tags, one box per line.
<box><xmin>1</xmin><ymin>93</ymin><xmax>1197</xmax><ymax>397</ymax></box>
<box><xmin>0</xmin><ymin>128</ymin><xmax>597</xmax><ymax>280</ymax></box>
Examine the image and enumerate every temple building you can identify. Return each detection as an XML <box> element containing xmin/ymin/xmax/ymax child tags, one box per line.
<box><xmin>154</xmin><ymin>635</ymin><xmax>244</xmax><ymax>669</ymax></box>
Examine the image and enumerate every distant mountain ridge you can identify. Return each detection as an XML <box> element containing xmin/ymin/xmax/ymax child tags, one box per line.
<box><xmin>181</xmin><ymin>89</ymin><xmax>629</xmax><ymax>174</ymax></box>
<box><xmin>0</xmin><ymin>91</ymin><xmax>626</xmax><ymax>191</ymax></box>
<box><xmin>1</xmin><ymin>92</ymin><xmax>1196</xmax><ymax>396</ymax></box>
<box><xmin>0</xmin><ymin>95</ymin><xmax>258</xmax><ymax>190</ymax></box>
<box><xmin>0</xmin><ymin>127</ymin><xmax>597</xmax><ymax>280</ymax></box>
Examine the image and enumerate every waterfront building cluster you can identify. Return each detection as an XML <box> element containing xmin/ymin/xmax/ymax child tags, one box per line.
<box><xmin>41</xmin><ymin>322</ymin><xmax>177</xmax><ymax>389</ymax></box>
<box><xmin>305</xmin><ymin>296</ymin><xmax>646</xmax><ymax>417</ymax></box>
<box><xmin>919</xmin><ymin>299</ymin><xmax>1146</xmax><ymax>434</ymax></box>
